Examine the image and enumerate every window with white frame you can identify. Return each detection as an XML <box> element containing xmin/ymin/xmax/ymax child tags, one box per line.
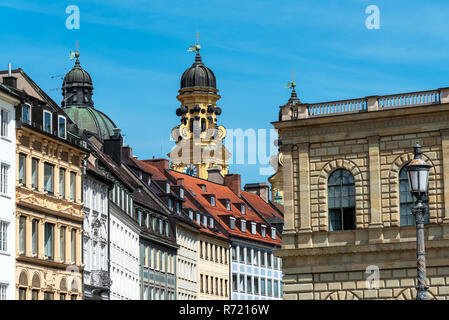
<box><xmin>261</xmin><ymin>224</ymin><xmax>266</xmax><ymax>238</ymax></box>
<box><xmin>0</xmin><ymin>163</ymin><xmax>9</xmax><ymax>195</ymax></box>
<box><xmin>251</xmin><ymin>222</ymin><xmax>256</xmax><ymax>235</ymax></box>
<box><xmin>226</xmin><ymin>200</ymin><xmax>231</xmax><ymax>210</ymax></box>
<box><xmin>0</xmin><ymin>284</ymin><xmax>7</xmax><ymax>300</ymax></box>
<box><xmin>230</xmin><ymin>216</ymin><xmax>236</xmax><ymax>229</ymax></box>
<box><xmin>1</xmin><ymin>109</ymin><xmax>9</xmax><ymax>138</ymax></box>
<box><xmin>179</xmin><ymin>188</ymin><xmax>184</xmax><ymax>199</ymax></box>
<box><xmin>44</xmin><ymin>163</ymin><xmax>54</xmax><ymax>193</ymax></box>
<box><xmin>43</xmin><ymin>110</ymin><xmax>52</xmax><ymax>134</ymax></box>
<box><xmin>271</xmin><ymin>227</ymin><xmax>276</xmax><ymax>239</ymax></box>
<box><xmin>58</xmin><ymin>115</ymin><xmax>66</xmax><ymax>139</ymax></box>
<box><xmin>209</xmin><ymin>217</ymin><xmax>214</xmax><ymax>229</ymax></box>
<box><xmin>210</xmin><ymin>195</ymin><xmax>216</xmax><ymax>206</ymax></box>
<box><xmin>0</xmin><ymin>221</ymin><xmax>8</xmax><ymax>252</ymax></box>
<box><xmin>240</xmin><ymin>204</ymin><xmax>245</xmax><ymax>214</ymax></box>
<box><xmin>188</xmin><ymin>210</ymin><xmax>193</xmax><ymax>220</ymax></box>
<box><xmin>166</xmin><ymin>182</ymin><xmax>170</xmax><ymax>193</ymax></box>
<box><xmin>240</xmin><ymin>219</ymin><xmax>246</xmax><ymax>232</ymax></box>
<box><xmin>203</xmin><ymin>215</ymin><xmax>207</xmax><ymax>226</ymax></box>
<box><xmin>22</xmin><ymin>104</ymin><xmax>31</xmax><ymax>124</ymax></box>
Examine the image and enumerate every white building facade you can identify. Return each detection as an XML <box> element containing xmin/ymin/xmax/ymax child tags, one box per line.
<box><xmin>108</xmin><ymin>182</ymin><xmax>140</xmax><ymax>300</ymax></box>
<box><xmin>176</xmin><ymin>223</ymin><xmax>199</xmax><ymax>300</ymax></box>
<box><xmin>0</xmin><ymin>86</ymin><xmax>18</xmax><ymax>300</ymax></box>
<box><xmin>231</xmin><ymin>241</ymin><xmax>283</xmax><ymax>300</ymax></box>
<box><xmin>82</xmin><ymin>171</ymin><xmax>111</xmax><ymax>299</ymax></box>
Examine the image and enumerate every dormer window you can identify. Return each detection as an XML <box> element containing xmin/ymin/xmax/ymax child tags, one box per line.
<box><xmin>271</xmin><ymin>227</ymin><xmax>276</xmax><ymax>239</ymax></box>
<box><xmin>166</xmin><ymin>183</ymin><xmax>170</xmax><ymax>194</ymax></box>
<box><xmin>251</xmin><ymin>222</ymin><xmax>256</xmax><ymax>235</ymax></box>
<box><xmin>196</xmin><ymin>213</ymin><xmax>201</xmax><ymax>224</ymax></box>
<box><xmin>176</xmin><ymin>201</ymin><xmax>181</xmax><ymax>214</ymax></box>
<box><xmin>188</xmin><ymin>210</ymin><xmax>193</xmax><ymax>220</ymax></box>
<box><xmin>241</xmin><ymin>219</ymin><xmax>246</xmax><ymax>233</ymax></box>
<box><xmin>226</xmin><ymin>200</ymin><xmax>231</xmax><ymax>211</ymax></box>
<box><xmin>240</xmin><ymin>205</ymin><xmax>245</xmax><ymax>215</ymax></box>
<box><xmin>210</xmin><ymin>195</ymin><xmax>216</xmax><ymax>206</ymax></box>
<box><xmin>203</xmin><ymin>215</ymin><xmax>208</xmax><ymax>226</ymax></box>
<box><xmin>168</xmin><ymin>198</ymin><xmax>173</xmax><ymax>210</ymax></box>
<box><xmin>261</xmin><ymin>225</ymin><xmax>266</xmax><ymax>238</ymax></box>
<box><xmin>22</xmin><ymin>104</ymin><xmax>31</xmax><ymax>124</ymax></box>
<box><xmin>179</xmin><ymin>188</ymin><xmax>184</xmax><ymax>199</ymax></box>
<box><xmin>209</xmin><ymin>217</ymin><xmax>214</xmax><ymax>229</ymax></box>
<box><xmin>199</xmin><ymin>184</ymin><xmax>207</xmax><ymax>192</ymax></box>
<box><xmin>43</xmin><ymin>110</ymin><xmax>52</xmax><ymax>133</ymax></box>
<box><xmin>230</xmin><ymin>216</ymin><xmax>236</xmax><ymax>229</ymax></box>
<box><xmin>58</xmin><ymin>115</ymin><xmax>66</xmax><ymax>139</ymax></box>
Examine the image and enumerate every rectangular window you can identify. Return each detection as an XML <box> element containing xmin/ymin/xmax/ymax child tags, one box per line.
<box><xmin>0</xmin><ymin>221</ymin><xmax>7</xmax><ymax>252</ymax></box>
<box><xmin>58</xmin><ymin>116</ymin><xmax>66</xmax><ymax>139</ymax></box>
<box><xmin>254</xmin><ymin>249</ymin><xmax>259</xmax><ymax>266</ymax></box>
<box><xmin>44</xmin><ymin>292</ymin><xmax>54</xmax><ymax>300</ymax></box>
<box><xmin>230</xmin><ymin>217</ymin><xmax>235</xmax><ymax>229</ymax></box>
<box><xmin>211</xmin><ymin>196</ymin><xmax>216</xmax><ymax>206</ymax></box>
<box><xmin>60</xmin><ymin>227</ymin><xmax>66</xmax><ymax>262</ymax></box>
<box><xmin>44</xmin><ymin>223</ymin><xmax>54</xmax><ymax>260</ymax></box>
<box><xmin>179</xmin><ymin>188</ymin><xmax>184</xmax><ymax>199</ymax></box>
<box><xmin>22</xmin><ymin>104</ymin><xmax>31</xmax><ymax>125</ymax></box>
<box><xmin>44</xmin><ymin>163</ymin><xmax>54</xmax><ymax>194</ymax></box>
<box><xmin>239</xmin><ymin>275</ymin><xmax>244</xmax><ymax>293</ymax></box>
<box><xmin>0</xmin><ymin>163</ymin><xmax>9</xmax><ymax>195</ymax></box>
<box><xmin>261</xmin><ymin>278</ymin><xmax>266</xmax><ymax>295</ymax></box>
<box><xmin>59</xmin><ymin>168</ymin><xmax>65</xmax><ymax>198</ymax></box>
<box><xmin>267</xmin><ymin>279</ymin><xmax>272</xmax><ymax>296</ymax></box>
<box><xmin>0</xmin><ymin>284</ymin><xmax>7</xmax><ymax>300</ymax></box>
<box><xmin>60</xmin><ymin>293</ymin><xmax>66</xmax><ymax>300</ymax></box>
<box><xmin>1</xmin><ymin>109</ymin><xmax>9</xmax><ymax>138</ymax></box>
<box><xmin>200</xmin><ymin>274</ymin><xmax>204</xmax><ymax>293</ymax></box>
<box><xmin>71</xmin><ymin>229</ymin><xmax>76</xmax><ymax>263</ymax></box>
<box><xmin>19</xmin><ymin>288</ymin><xmax>27</xmax><ymax>300</ymax></box>
<box><xmin>267</xmin><ymin>253</ymin><xmax>272</xmax><ymax>268</ymax></box>
<box><xmin>261</xmin><ymin>252</ymin><xmax>266</xmax><ymax>267</ymax></box>
<box><xmin>274</xmin><ymin>280</ymin><xmax>279</xmax><ymax>297</ymax></box>
<box><xmin>254</xmin><ymin>278</ymin><xmax>259</xmax><ymax>295</ymax></box>
<box><xmin>168</xmin><ymin>198</ymin><xmax>173</xmax><ymax>210</ymax></box>
<box><xmin>239</xmin><ymin>246</ymin><xmax>245</xmax><ymax>263</ymax></box>
<box><xmin>19</xmin><ymin>154</ymin><xmax>26</xmax><ymax>185</ymax></box>
<box><xmin>70</xmin><ymin>172</ymin><xmax>76</xmax><ymax>200</ymax></box>
<box><xmin>31</xmin><ymin>220</ymin><xmax>38</xmax><ymax>255</ymax></box>
<box><xmin>19</xmin><ymin>216</ymin><xmax>26</xmax><ymax>254</ymax></box>
<box><xmin>226</xmin><ymin>200</ymin><xmax>231</xmax><ymax>211</ymax></box>
<box><xmin>274</xmin><ymin>256</ymin><xmax>278</xmax><ymax>269</ymax></box>
<box><xmin>43</xmin><ymin>110</ymin><xmax>52</xmax><ymax>134</ymax></box>
<box><xmin>247</xmin><ymin>276</ymin><xmax>252</xmax><ymax>294</ymax></box>
<box><xmin>166</xmin><ymin>183</ymin><xmax>170</xmax><ymax>193</ymax></box>
<box><xmin>31</xmin><ymin>289</ymin><xmax>39</xmax><ymax>300</ymax></box>
<box><xmin>176</xmin><ymin>201</ymin><xmax>181</xmax><ymax>214</ymax></box>
<box><xmin>70</xmin><ymin>294</ymin><xmax>77</xmax><ymax>300</ymax></box>
<box><xmin>31</xmin><ymin>159</ymin><xmax>38</xmax><ymax>189</ymax></box>
<box><xmin>247</xmin><ymin>248</ymin><xmax>252</xmax><ymax>264</ymax></box>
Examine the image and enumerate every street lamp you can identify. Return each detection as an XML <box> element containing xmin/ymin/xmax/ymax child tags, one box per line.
<box><xmin>406</xmin><ymin>142</ymin><xmax>431</xmax><ymax>300</ymax></box>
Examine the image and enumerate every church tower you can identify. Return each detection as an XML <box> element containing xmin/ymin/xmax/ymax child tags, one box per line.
<box><xmin>168</xmin><ymin>43</ymin><xmax>231</xmax><ymax>179</ymax></box>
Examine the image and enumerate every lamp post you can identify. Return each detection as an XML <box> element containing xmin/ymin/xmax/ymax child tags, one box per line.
<box><xmin>406</xmin><ymin>143</ymin><xmax>431</xmax><ymax>300</ymax></box>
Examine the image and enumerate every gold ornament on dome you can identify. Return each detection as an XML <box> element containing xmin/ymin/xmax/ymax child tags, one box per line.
<box><xmin>278</xmin><ymin>152</ymin><xmax>284</xmax><ymax>166</ymax></box>
<box><xmin>217</xmin><ymin>125</ymin><xmax>226</xmax><ymax>140</ymax></box>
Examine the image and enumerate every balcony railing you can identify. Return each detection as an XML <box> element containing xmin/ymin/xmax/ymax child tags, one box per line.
<box><xmin>280</xmin><ymin>87</ymin><xmax>449</xmax><ymax>121</ymax></box>
<box><xmin>91</xmin><ymin>270</ymin><xmax>112</xmax><ymax>288</ymax></box>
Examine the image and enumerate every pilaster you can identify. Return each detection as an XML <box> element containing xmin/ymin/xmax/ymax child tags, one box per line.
<box><xmin>298</xmin><ymin>143</ymin><xmax>312</xmax><ymax>232</ymax></box>
<box><xmin>368</xmin><ymin>136</ymin><xmax>383</xmax><ymax>228</ymax></box>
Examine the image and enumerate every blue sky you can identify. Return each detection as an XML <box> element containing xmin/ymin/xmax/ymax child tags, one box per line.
<box><xmin>1</xmin><ymin>0</ymin><xmax>449</xmax><ymax>188</ymax></box>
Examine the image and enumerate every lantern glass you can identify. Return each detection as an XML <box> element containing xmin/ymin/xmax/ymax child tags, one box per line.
<box><xmin>419</xmin><ymin>168</ymin><xmax>429</xmax><ymax>193</ymax></box>
<box><xmin>407</xmin><ymin>169</ymin><xmax>418</xmax><ymax>193</ymax></box>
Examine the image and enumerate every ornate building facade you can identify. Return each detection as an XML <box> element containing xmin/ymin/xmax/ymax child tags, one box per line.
<box><xmin>0</xmin><ymin>79</ymin><xmax>20</xmax><ymax>300</ymax></box>
<box><xmin>3</xmin><ymin>68</ymin><xmax>87</xmax><ymax>300</ymax></box>
<box><xmin>168</xmin><ymin>48</ymin><xmax>231</xmax><ymax>180</ymax></box>
<box><xmin>273</xmin><ymin>85</ymin><xmax>449</xmax><ymax>300</ymax></box>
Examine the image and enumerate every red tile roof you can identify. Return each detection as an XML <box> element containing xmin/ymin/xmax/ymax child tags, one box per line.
<box><xmin>241</xmin><ymin>191</ymin><xmax>283</xmax><ymax>221</ymax></box>
<box><xmin>168</xmin><ymin>170</ymin><xmax>282</xmax><ymax>246</ymax></box>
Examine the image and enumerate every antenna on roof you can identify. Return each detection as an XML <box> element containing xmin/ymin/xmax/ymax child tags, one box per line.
<box><xmin>188</xmin><ymin>31</ymin><xmax>201</xmax><ymax>53</ymax></box>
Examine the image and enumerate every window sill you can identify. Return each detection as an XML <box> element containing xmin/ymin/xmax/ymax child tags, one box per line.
<box><xmin>1</xmin><ymin>136</ymin><xmax>11</xmax><ymax>143</ymax></box>
<box><xmin>0</xmin><ymin>250</ymin><xmax>10</xmax><ymax>257</ymax></box>
<box><xmin>0</xmin><ymin>193</ymin><xmax>11</xmax><ymax>199</ymax></box>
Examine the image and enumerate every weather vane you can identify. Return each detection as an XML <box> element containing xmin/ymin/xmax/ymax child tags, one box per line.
<box><xmin>188</xmin><ymin>31</ymin><xmax>201</xmax><ymax>53</ymax></box>
<box><xmin>286</xmin><ymin>69</ymin><xmax>296</xmax><ymax>89</ymax></box>
<box><xmin>69</xmin><ymin>40</ymin><xmax>80</xmax><ymax>60</ymax></box>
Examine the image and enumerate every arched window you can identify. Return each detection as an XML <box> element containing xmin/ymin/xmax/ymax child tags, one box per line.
<box><xmin>399</xmin><ymin>166</ymin><xmax>428</xmax><ymax>226</ymax></box>
<box><xmin>328</xmin><ymin>169</ymin><xmax>355</xmax><ymax>231</ymax></box>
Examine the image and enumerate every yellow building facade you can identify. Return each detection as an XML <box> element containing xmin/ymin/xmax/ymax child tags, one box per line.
<box><xmin>11</xmin><ymin>70</ymin><xmax>87</xmax><ymax>300</ymax></box>
<box><xmin>273</xmin><ymin>87</ymin><xmax>449</xmax><ymax>300</ymax></box>
<box><xmin>198</xmin><ymin>234</ymin><xmax>230</xmax><ymax>300</ymax></box>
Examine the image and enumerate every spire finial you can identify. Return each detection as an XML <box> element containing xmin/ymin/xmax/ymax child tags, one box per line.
<box><xmin>188</xmin><ymin>32</ymin><xmax>201</xmax><ymax>53</ymax></box>
<box><xmin>69</xmin><ymin>40</ymin><xmax>81</xmax><ymax>63</ymax></box>
<box><xmin>286</xmin><ymin>70</ymin><xmax>300</xmax><ymax>105</ymax></box>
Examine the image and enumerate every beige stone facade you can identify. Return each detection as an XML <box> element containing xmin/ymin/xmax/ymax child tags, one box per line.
<box><xmin>272</xmin><ymin>88</ymin><xmax>449</xmax><ymax>300</ymax></box>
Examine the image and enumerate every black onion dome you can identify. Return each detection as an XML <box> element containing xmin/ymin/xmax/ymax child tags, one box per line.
<box><xmin>180</xmin><ymin>52</ymin><xmax>216</xmax><ymax>89</ymax></box>
<box><xmin>63</xmin><ymin>58</ymin><xmax>93</xmax><ymax>89</ymax></box>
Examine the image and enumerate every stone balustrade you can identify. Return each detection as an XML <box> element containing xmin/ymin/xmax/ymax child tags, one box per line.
<box><xmin>280</xmin><ymin>87</ymin><xmax>449</xmax><ymax>121</ymax></box>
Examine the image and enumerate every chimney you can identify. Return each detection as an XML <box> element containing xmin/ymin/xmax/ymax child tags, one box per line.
<box><xmin>3</xmin><ymin>63</ymin><xmax>17</xmax><ymax>88</ymax></box>
<box><xmin>103</xmin><ymin>128</ymin><xmax>123</xmax><ymax>165</ymax></box>
<box><xmin>224</xmin><ymin>174</ymin><xmax>241</xmax><ymax>198</ymax></box>
<box><xmin>244</xmin><ymin>182</ymin><xmax>270</xmax><ymax>203</ymax></box>
<box><xmin>207</xmin><ymin>166</ymin><xmax>224</xmax><ymax>184</ymax></box>
<box><xmin>122</xmin><ymin>145</ymin><xmax>133</xmax><ymax>161</ymax></box>
<box><xmin>176</xmin><ymin>178</ymin><xmax>184</xmax><ymax>186</ymax></box>
<box><xmin>142</xmin><ymin>158</ymin><xmax>170</xmax><ymax>171</ymax></box>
